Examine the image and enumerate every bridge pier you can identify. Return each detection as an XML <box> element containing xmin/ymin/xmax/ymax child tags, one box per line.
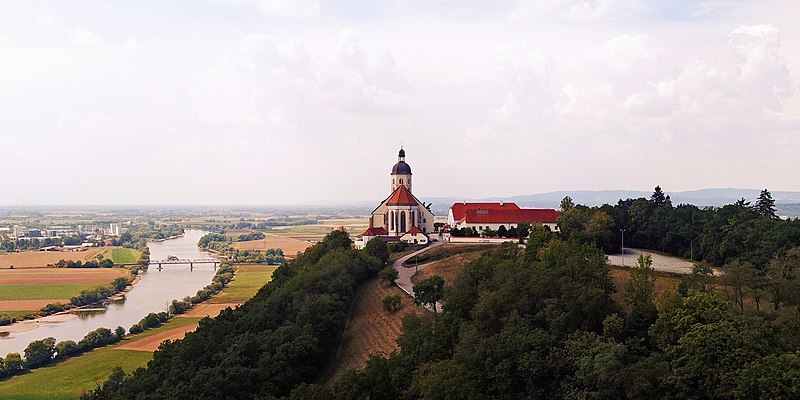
<box><xmin>157</xmin><ymin>263</ymin><xmax>162</xmax><ymax>270</ymax></box>
<box><xmin>190</xmin><ymin>262</ymin><xmax>193</xmax><ymax>270</ymax></box>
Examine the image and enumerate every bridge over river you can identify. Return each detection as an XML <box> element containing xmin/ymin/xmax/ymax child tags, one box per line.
<box><xmin>149</xmin><ymin>258</ymin><xmax>220</xmax><ymax>269</ymax></box>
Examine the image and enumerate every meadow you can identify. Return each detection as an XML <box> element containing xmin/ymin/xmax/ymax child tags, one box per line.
<box><xmin>103</xmin><ymin>248</ymin><xmax>140</xmax><ymax>264</ymax></box>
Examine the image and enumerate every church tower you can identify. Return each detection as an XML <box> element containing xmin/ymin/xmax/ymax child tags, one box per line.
<box><xmin>391</xmin><ymin>147</ymin><xmax>412</xmax><ymax>193</ymax></box>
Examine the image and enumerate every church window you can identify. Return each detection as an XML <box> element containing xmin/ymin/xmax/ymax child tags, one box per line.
<box><xmin>400</xmin><ymin>178</ymin><xmax>403</xmax><ymax>185</ymax></box>
<box><xmin>390</xmin><ymin>212</ymin><xmax>394</xmax><ymax>230</ymax></box>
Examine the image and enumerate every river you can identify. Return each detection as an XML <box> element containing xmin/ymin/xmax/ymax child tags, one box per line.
<box><xmin>0</xmin><ymin>229</ymin><xmax>216</xmax><ymax>355</ymax></box>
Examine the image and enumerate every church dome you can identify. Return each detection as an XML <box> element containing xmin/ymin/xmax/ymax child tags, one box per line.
<box><xmin>391</xmin><ymin>147</ymin><xmax>412</xmax><ymax>175</ymax></box>
<box><xmin>391</xmin><ymin>161</ymin><xmax>412</xmax><ymax>175</ymax></box>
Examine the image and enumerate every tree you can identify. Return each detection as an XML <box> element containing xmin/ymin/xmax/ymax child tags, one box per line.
<box><xmin>560</xmin><ymin>196</ymin><xmax>575</xmax><ymax>213</ymax></box>
<box><xmin>651</xmin><ymin>186</ymin><xmax>668</xmax><ymax>207</ymax></box>
<box><xmin>382</xmin><ymin>295</ymin><xmax>402</xmax><ymax>312</ymax></box>
<box><xmin>378</xmin><ymin>266</ymin><xmax>399</xmax><ymax>286</ymax></box>
<box><xmin>364</xmin><ymin>237</ymin><xmax>389</xmax><ymax>265</ymax></box>
<box><xmin>414</xmin><ymin>275</ymin><xmax>445</xmax><ymax>315</ymax></box>
<box><xmin>723</xmin><ymin>260</ymin><xmax>750</xmax><ymax>313</ymax></box>
<box><xmin>24</xmin><ymin>337</ymin><xmax>56</xmax><ymax>368</ymax></box>
<box><xmin>625</xmin><ymin>253</ymin><xmax>658</xmax><ymax>337</ymax></box>
<box><xmin>754</xmin><ymin>189</ymin><xmax>778</xmax><ymax>219</ymax></box>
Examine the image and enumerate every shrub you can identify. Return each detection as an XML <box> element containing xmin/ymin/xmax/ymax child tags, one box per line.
<box><xmin>55</xmin><ymin>340</ymin><xmax>80</xmax><ymax>359</ymax></box>
<box><xmin>129</xmin><ymin>324</ymin><xmax>143</xmax><ymax>334</ymax></box>
<box><xmin>114</xmin><ymin>326</ymin><xmax>126</xmax><ymax>339</ymax></box>
<box><xmin>24</xmin><ymin>337</ymin><xmax>56</xmax><ymax>368</ymax></box>
<box><xmin>0</xmin><ymin>314</ymin><xmax>14</xmax><ymax>326</ymax></box>
<box><xmin>382</xmin><ymin>295</ymin><xmax>402</xmax><ymax>313</ymax></box>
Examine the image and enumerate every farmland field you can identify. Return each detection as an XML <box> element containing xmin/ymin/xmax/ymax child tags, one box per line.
<box><xmin>0</xmin><ymin>284</ymin><xmax>101</xmax><ymax>301</ymax></box>
<box><xmin>0</xmin><ymin>248</ymin><xmax>106</xmax><ymax>269</ymax></box>
<box><xmin>231</xmin><ymin>234</ymin><xmax>311</xmax><ymax>258</ymax></box>
<box><xmin>104</xmin><ymin>247</ymin><xmax>140</xmax><ymax>264</ymax></box>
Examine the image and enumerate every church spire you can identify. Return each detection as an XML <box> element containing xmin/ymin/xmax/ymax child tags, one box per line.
<box><xmin>398</xmin><ymin>147</ymin><xmax>405</xmax><ymax>162</ymax></box>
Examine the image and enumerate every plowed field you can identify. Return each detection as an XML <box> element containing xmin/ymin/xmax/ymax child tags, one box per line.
<box><xmin>0</xmin><ymin>248</ymin><xmax>107</xmax><ymax>269</ymax></box>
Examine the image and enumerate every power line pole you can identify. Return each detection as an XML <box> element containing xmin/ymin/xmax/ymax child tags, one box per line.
<box><xmin>620</xmin><ymin>228</ymin><xmax>626</xmax><ymax>268</ymax></box>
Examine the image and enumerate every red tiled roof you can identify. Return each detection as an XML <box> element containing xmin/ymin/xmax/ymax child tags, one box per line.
<box><xmin>450</xmin><ymin>202</ymin><xmax>520</xmax><ymax>221</ymax></box>
<box><xmin>360</xmin><ymin>227</ymin><xmax>388</xmax><ymax>237</ymax></box>
<box><xmin>463</xmin><ymin>208</ymin><xmax>560</xmax><ymax>224</ymax></box>
<box><xmin>406</xmin><ymin>227</ymin><xmax>424</xmax><ymax>234</ymax></box>
<box><xmin>386</xmin><ymin>185</ymin><xmax>418</xmax><ymax>206</ymax></box>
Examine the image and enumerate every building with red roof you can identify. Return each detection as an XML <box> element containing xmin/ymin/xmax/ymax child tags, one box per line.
<box><xmin>355</xmin><ymin>148</ymin><xmax>434</xmax><ymax>249</ymax></box>
<box><xmin>448</xmin><ymin>202</ymin><xmax>560</xmax><ymax>233</ymax></box>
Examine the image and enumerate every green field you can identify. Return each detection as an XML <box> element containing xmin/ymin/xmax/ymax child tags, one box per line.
<box><xmin>0</xmin><ymin>310</ymin><xmax>35</xmax><ymax>319</ymax></box>
<box><xmin>0</xmin><ymin>284</ymin><xmax>100</xmax><ymax>301</ymax></box>
<box><xmin>0</xmin><ymin>317</ymin><xmax>201</xmax><ymax>400</ymax></box>
<box><xmin>104</xmin><ymin>248</ymin><xmax>140</xmax><ymax>264</ymax></box>
<box><xmin>209</xmin><ymin>264</ymin><xmax>277</xmax><ymax>304</ymax></box>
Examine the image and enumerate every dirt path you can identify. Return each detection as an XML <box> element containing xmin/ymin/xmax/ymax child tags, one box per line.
<box><xmin>179</xmin><ymin>303</ymin><xmax>239</xmax><ymax>318</ymax></box>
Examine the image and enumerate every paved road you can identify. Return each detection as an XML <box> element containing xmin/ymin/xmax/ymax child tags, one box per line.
<box><xmin>392</xmin><ymin>242</ymin><xmax>444</xmax><ymax>312</ymax></box>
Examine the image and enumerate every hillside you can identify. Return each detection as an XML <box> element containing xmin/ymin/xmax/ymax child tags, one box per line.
<box><xmin>322</xmin><ymin>279</ymin><xmax>426</xmax><ymax>384</ymax></box>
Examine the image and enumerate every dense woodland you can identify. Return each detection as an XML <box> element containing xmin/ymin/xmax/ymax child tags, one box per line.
<box><xmin>83</xmin><ymin>190</ymin><xmax>800</xmax><ymax>399</ymax></box>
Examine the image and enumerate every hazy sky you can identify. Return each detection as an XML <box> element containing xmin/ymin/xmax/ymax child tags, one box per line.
<box><xmin>1</xmin><ymin>1</ymin><xmax>798</xmax><ymax>205</ymax></box>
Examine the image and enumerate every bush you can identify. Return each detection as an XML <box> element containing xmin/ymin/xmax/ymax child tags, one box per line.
<box><xmin>0</xmin><ymin>353</ymin><xmax>25</xmax><ymax>379</ymax></box>
<box><xmin>40</xmin><ymin>302</ymin><xmax>71</xmax><ymax>316</ymax></box>
<box><xmin>389</xmin><ymin>241</ymin><xmax>408</xmax><ymax>252</ymax></box>
<box><xmin>79</xmin><ymin>327</ymin><xmax>118</xmax><ymax>351</ymax></box>
<box><xmin>112</xmin><ymin>277</ymin><xmax>131</xmax><ymax>292</ymax></box>
<box><xmin>55</xmin><ymin>340</ymin><xmax>80</xmax><ymax>359</ymax></box>
<box><xmin>129</xmin><ymin>324</ymin><xmax>143</xmax><ymax>334</ymax></box>
<box><xmin>0</xmin><ymin>314</ymin><xmax>14</xmax><ymax>326</ymax></box>
<box><xmin>382</xmin><ymin>295</ymin><xmax>402</xmax><ymax>313</ymax></box>
<box><xmin>115</xmin><ymin>326</ymin><xmax>126</xmax><ymax>339</ymax></box>
<box><xmin>24</xmin><ymin>337</ymin><xmax>56</xmax><ymax>369</ymax></box>
<box><xmin>169</xmin><ymin>299</ymin><xmax>191</xmax><ymax>315</ymax></box>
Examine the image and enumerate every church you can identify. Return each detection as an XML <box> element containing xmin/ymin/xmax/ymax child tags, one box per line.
<box><xmin>358</xmin><ymin>148</ymin><xmax>435</xmax><ymax>245</ymax></box>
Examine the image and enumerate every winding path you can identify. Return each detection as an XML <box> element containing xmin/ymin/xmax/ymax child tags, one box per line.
<box><xmin>391</xmin><ymin>242</ymin><xmax>444</xmax><ymax>311</ymax></box>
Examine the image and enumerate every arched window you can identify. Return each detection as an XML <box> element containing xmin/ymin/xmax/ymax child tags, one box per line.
<box><xmin>400</xmin><ymin>211</ymin><xmax>406</xmax><ymax>233</ymax></box>
<box><xmin>390</xmin><ymin>211</ymin><xmax>394</xmax><ymax>230</ymax></box>
<box><xmin>400</xmin><ymin>178</ymin><xmax>403</xmax><ymax>185</ymax></box>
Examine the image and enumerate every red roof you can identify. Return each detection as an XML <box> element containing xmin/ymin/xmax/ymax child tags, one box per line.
<box><xmin>406</xmin><ymin>227</ymin><xmax>424</xmax><ymax>234</ymax></box>
<box><xmin>386</xmin><ymin>185</ymin><xmax>418</xmax><ymax>206</ymax></box>
<box><xmin>450</xmin><ymin>202</ymin><xmax>520</xmax><ymax>221</ymax></box>
<box><xmin>463</xmin><ymin>208</ymin><xmax>560</xmax><ymax>224</ymax></box>
<box><xmin>360</xmin><ymin>227</ymin><xmax>388</xmax><ymax>237</ymax></box>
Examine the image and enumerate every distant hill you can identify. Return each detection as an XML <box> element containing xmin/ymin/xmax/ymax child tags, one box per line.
<box><xmin>421</xmin><ymin>188</ymin><xmax>800</xmax><ymax>217</ymax></box>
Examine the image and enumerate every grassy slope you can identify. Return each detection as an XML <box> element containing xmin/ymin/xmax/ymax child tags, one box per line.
<box><xmin>0</xmin><ymin>284</ymin><xmax>101</xmax><ymax>301</ymax></box>
<box><xmin>0</xmin><ymin>264</ymin><xmax>278</xmax><ymax>399</ymax></box>
<box><xmin>0</xmin><ymin>317</ymin><xmax>201</xmax><ymax>400</ymax></box>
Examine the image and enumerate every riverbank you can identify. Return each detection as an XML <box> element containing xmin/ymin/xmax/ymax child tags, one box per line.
<box><xmin>0</xmin><ymin>230</ymin><xmax>215</xmax><ymax>356</ymax></box>
<box><xmin>0</xmin><ymin>263</ymin><xmax>278</xmax><ymax>399</ymax></box>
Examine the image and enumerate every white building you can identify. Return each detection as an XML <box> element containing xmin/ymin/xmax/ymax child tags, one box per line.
<box><xmin>448</xmin><ymin>202</ymin><xmax>560</xmax><ymax>233</ymax></box>
<box><xmin>357</xmin><ymin>148</ymin><xmax>434</xmax><ymax>246</ymax></box>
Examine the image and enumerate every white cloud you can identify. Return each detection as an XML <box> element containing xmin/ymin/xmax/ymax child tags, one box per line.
<box><xmin>225</xmin><ymin>0</ymin><xmax>320</xmax><ymax>18</ymax></box>
<box><xmin>69</xmin><ymin>28</ymin><xmax>101</xmax><ymax>45</ymax></box>
<box><xmin>36</xmin><ymin>8</ymin><xmax>55</xmax><ymax>25</ymax></box>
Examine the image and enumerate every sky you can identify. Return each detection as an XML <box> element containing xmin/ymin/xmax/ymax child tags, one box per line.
<box><xmin>1</xmin><ymin>0</ymin><xmax>799</xmax><ymax>205</ymax></box>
